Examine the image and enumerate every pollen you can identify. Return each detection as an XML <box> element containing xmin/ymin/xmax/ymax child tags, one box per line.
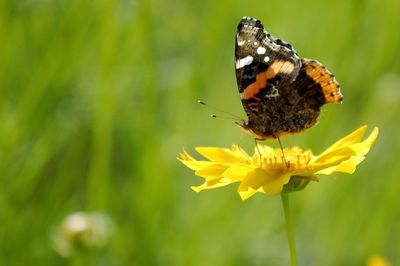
<box><xmin>256</xmin><ymin>147</ymin><xmax>312</xmax><ymax>170</ymax></box>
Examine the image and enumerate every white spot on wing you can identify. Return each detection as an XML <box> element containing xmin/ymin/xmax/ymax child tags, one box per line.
<box><xmin>236</xmin><ymin>55</ymin><xmax>254</xmax><ymax>69</ymax></box>
<box><xmin>237</xmin><ymin>35</ymin><xmax>246</xmax><ymax>46</ymax></box>
<box><xmin>257</xmin><ymin>46</ymin><xmax>266</xmax><ymax>54</ymax></box>
<box><xmin>265</xmin><ymin>86</ymin><xmax>280</xmax><ymax>98</ymax></box>
<box><xmin>270</xmin><ymin>60</ymin><xmax>294</xmax><ymax>74</ymax></box>
<box><xmin>264</xmin><ymin>56</ymin><xmax>270</xmax><ymax>62</ymax></box>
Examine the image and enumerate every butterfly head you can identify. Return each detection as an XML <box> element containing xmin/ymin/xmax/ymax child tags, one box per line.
<box><xmin>236</xmin><ymin>120</ymin><xmax>269</xmax><ymax>140</ymax></box>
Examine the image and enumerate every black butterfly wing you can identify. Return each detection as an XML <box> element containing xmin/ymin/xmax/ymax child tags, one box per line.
<box><xmin>235</xmin><ymin>17</ymin><xmax>302</xmax><ymax>138</ymax></box>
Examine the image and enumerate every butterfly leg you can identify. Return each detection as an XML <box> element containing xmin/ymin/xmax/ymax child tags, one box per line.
<box><xmin>277</xmin><ymin>136</ymin><xmax>290</xmax><ymax>168</ymax></box>
<box><xmin>254</xmin><ymin>138</ymin><xmax>262</xmax><ymax>166</ymax></box>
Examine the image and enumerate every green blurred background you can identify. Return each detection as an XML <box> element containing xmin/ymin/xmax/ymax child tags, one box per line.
<box><xmin>1</xmin><ymin>0</ymin><xmax>399</xmax><ymax>265</ymax></box>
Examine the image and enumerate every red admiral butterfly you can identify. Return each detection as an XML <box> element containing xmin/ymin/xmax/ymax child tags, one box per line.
<box><xmin>235</xmin><ymin>17</ymin><xmax>343</xmax><ymax>140</ymax></box>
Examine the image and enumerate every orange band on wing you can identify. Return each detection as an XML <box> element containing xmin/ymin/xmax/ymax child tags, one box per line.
<box><xmin>303</xmin><ymin>59</ymin><xmax>343</xmax><ymax>103</ymax></box>
<box><xmin>241</xmin><ymin>61</ymin><xmax>294</xmax><ymax>100</ymax></box>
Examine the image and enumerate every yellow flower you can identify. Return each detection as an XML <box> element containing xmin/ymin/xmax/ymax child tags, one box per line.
<box><xmin>178</xmin><ymin>125</ymin><xmax>379</xmax><ymax>200</ymax></box>
<box><xmin>367</xmin><ymin>255</ymin><xmax>392</xmax><ymax>266</ymax></box>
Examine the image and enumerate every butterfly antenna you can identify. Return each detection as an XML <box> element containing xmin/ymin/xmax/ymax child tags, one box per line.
<box><xmin>198</xmin><ymin>100</ymin><xmax>243</xmax><ymax>121</ymax></box>
<box><xmin>277</xmin><ymin>136</ymin><xmax>290</xmax><ymax>168</ymax></box>
<box><xmin>210</xmin><ymin>114</ymin><xmax>241</xmax><ymax>120</ymax></box>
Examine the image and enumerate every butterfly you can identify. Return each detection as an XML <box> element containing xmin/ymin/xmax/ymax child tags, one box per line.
<box><xmin>235</xmin><ymin>17</ymin><xmax>343</xmax><ymax>140</ymax></box>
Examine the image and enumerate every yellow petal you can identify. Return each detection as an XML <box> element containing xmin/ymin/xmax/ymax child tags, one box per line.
<box><xmin>179</xmin><ymin>149</ymin><xmax>196</xmax><ymax>161</ymax></box>
<box><xmin>347</xmin><ymin>127</ymin><xmax>379</xmax><ymax>156</ymax></box>
<box><xmin>195</xmin><ymin>146</ymin><xmax>248</xmax><ymax>164</ymax></box>
<box><xmin>237</xmin><ymin>168</ymin><xmax>292</xmax><ymax>199</ymax></box>
<box><xmin>191</xmin><ymin>179</ymin><xmax>228</xmax><ymax>192</ymax></box>
<box><xmin>179</xmin><ymin>158</ymin><xmax>212</xmax><ymax>171</ymax></box>
<box><xmin>312</xmin><ymin>127</ymin><xmax>378</xmax><ymax>165</ymax></box>
<box><xmin>237</xmin><ymin>168</ymin><xmax>267</xmax><ymax>200</ymax></box>
<box><xmin>231</xmin><ymin>144</ymin><xmax>251</xmax><ymax>159</ymax></box>
<box><xmin>261</xmin><ymin>173</ymin><xmax>292</xmax><ymax>195</ymax></box>
<box><xmin>315</xmin><ymin>156</ymin><xmax>365</xmax><ymax>175</ymax></box>
<box><xmin>334</xmin><ymin>157</ymin><xmax>365</xmax><ymax>173</ymax></box>
<box><xmin>311</xmin><ymin>147</ymin><xmax>358</xmax><ymax>168</ymax></box>
<box><xmin>318</xmin><ymin>125</ymin><xmax>368</xmax><ymax>157</ymax></box>
<box><xmin>195</xmin><ymin>163</ymin><xmax>230</xmax><ymax>180</ymax></box>
<box><xmin>222</xmin><ymin>165</ymin><xmax>254</xmax><ymax>183</ymax></box>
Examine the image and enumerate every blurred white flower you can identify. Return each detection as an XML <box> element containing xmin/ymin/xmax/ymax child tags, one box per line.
<box><xmin>51</xmin><ymin>212</ymin><xmax>114</xmax><ymax>257</ymax></box>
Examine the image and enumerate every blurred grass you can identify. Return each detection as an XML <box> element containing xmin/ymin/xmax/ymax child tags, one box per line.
<box><xmin>0</xmin><ymin>0</ymin><xmax>400</xmax><ymax>265</ymax></box>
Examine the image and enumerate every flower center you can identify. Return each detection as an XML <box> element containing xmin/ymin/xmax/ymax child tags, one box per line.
<box><xmin>256</xmin><ymin>147</ymin><xmax>312</xmax><ymax>170</ymax></box>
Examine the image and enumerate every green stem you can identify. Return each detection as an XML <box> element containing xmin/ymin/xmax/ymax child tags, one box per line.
<box><xmin>281</xmin><ymin>193</ymin><xmax>298</xmax><ymax>266</ymax></box>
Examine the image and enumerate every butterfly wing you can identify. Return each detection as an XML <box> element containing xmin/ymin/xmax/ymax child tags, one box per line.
<box><xmin>234</xmin><ymin>17</ymin><xmax>342</xmax><ymax>139</ymax></box>
<box><xmin>235</xmin><ymin>17</ymin><xmax>301</xmax><ymax>138</ymax></box>
<box><xmin>295</xmin><ymin>59</ymin><xmax>343</xmax><ymax>105</ymax></box>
